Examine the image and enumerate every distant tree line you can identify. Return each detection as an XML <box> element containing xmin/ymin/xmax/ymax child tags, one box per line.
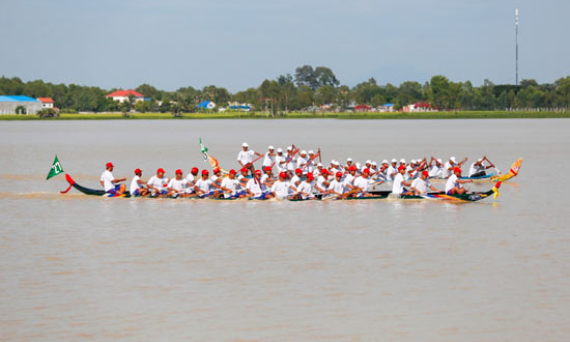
<box><xmin>1</xmin><ymin>65</ymin><xmax>569</xmax><ymax>113</ymax></box>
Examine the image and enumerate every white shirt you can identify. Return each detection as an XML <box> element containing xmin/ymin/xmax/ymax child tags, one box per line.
<box><xmin>343</xmin><ymin>173</ymin><xmax>356</xmax><ymax>191</ymax></box>
<box><xmin>100</xmin><ymin>170</ymin><xmax>115</xmax><ymax>192</ymax></box>
<box><xmin>147</xmin><ymin>175</ymin><xmax>168</xmax><ymax>191</ymax></box>
<box><xmin>246</xmin><ymin>178</ymin><xmax>262</xmax><ymax>196</ymax></box>
<box><xmin>411</xmin><ymin>178</ymin><xmax>431</xmax><ymax>194</ymax></box>
<box><xmin>328</xmin><ymin>179</ymin><xmax>345</xmax><ymax>194</ymax></box>
<box><xmin>445</xmin><ymin>174</ymin><xmax>461</xmax><ymax>193</ymax></box>
<box><xmin>168</xmin><ymin>178</ymin><xmax>188</xmax><ymax>192</ymax></box>
<box><xmin>271</xmin><ymin>180</ymin><xmax>291</xmax><ymax>199</ymax></box>
<box><xmin>195</xmin><ymin>178</ymin><xmax>213</xmax><ymax>193</ymax></box>
<box><xmin>429</xmin><ymin>164</ymin><xmax>443</xmax><ymax>178</ymax></box>
<box><xmin>316</xmin><ymin>175</ymin><xmax>329</xmax><ymax>193</ymax></box>
<box><xmin>262</xmin><ymin>152</ymin><xmax>274</xmax><ymax>167</ymax></box>
<box><xmin>129</xmin><ymin>175</ymin><xmax>141</xmax><ymax>193</ymax></box>
<box><xmin>285</xmin><ymin>153</ymin><xmax>296</xmax><ymax>171</ymax></box>
<box><xmin>392</xmin><ymin>173</ymin><xmax>405</xmax><ymax>195</ymax></box>
<box><xmin>296</xmin><ymin>155</ymin><xmax>308</xmax><ymax>169</ymax></box>
<box><xmin>186</xmin><ymin>173</ymin><xmax>196</xmax><ymax>185</ymax></box>
<box><xmin>441</xmin><ymin>161</ymin><xmax>455</xmax><ymax>178</ymax></box>
<box><xmin>296</xmin><ymin>181</ymin><xmax>313</xmax><ymax>196</ymax></box>
<box><xmin>354</xmin><ymin>177</ymin><xmax>374</xmax><ymax>191</ymax></box>
<box><xmin>385</xmin><ymin>166</ymin><xmax>397</xmax><ymax>181</ymax></box>
<box><xmin>290</xmin><ymin>175</ymin><xmax>301</xmax><ymax>189</ymax></box>
<box><xmin>275</xmin><ymin>154</ymin><xmax>286</xmax><ymax>171</ymax></box>
<box><xmin>469</xmin><ymin>162</ymin><xmax>485</xmax><ymax>177</ymax></box>
<box><xmin>221</xmin><ymin>177</ymin><xmax>240</xmax><ymax>197</ymax></box>
<box><xmin>237</xmin><ymin>149</ymin><xmax>256</xmax><ymax>166</ymax></box>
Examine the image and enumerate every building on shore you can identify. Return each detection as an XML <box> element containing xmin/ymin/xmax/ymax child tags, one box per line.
<box><xmin>105</xmin><ymin>90</ymin><xmax>145</xmax><ymax>103</ymax></box>
<box><xmin>38</xmin><ymin>97</ymin><xmax>54</xmax><ymax>109</ymax></box>
<box><xmin>0</xmin><ymin>95</ymin><xmax>43</xmax><ymax>114</ymax></box>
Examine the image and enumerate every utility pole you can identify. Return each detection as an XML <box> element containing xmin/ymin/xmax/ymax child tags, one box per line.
<box><xmin>515</xmin><ymin>8</ymin><xmax>519</xmax><ymax>85</ymax></box>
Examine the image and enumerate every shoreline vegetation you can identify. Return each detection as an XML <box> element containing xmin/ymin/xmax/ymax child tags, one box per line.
<box><xmin>1</xmin><ymin>110</ymin><xmax>570</xmax><ymax>120</ymax></box>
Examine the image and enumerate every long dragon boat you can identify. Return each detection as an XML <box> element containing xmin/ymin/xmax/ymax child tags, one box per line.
<box><xmin>62</xmin><ymin>174</ymin><xmax>501</xmax><ymax>203</ymax></box>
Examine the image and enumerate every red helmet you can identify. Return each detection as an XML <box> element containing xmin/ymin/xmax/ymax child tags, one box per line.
<box><xmin>134</xmin><ymin>168</ymin><xmax>142</xmax><ymax>174</ymax></box>
<box><xmin>264</xmin><ymin>166</ymin><xmax>272</xmax><ymax>172</ymax></box>
<box><xmin>454</xmin><ymin>167</ymin><xmax>462</xmax><ymax>174</ymax></box>
<box><xmin>398</xmin><ymin>165</ymin><xmax>406</xmax><ymax>172</ymax></box>
<box><xmin>106</xmin><ymin>162</ymin><xmax>115</xmax><ymax>168</ymax></box>
<box><xmin>306</xmin><ymin>173</ymin><xmax>314</xmax><ymax>180</ymax></box>
<box><xmin>157</xmin><ymin>168</ymin><xmax>165</xmax><ymax>174</ymax></box>
<box><xmin>348</xmin><ymin>165</ymin><xmax>357</xmax><ymax>171</ymax></box>
<box><xmin>363</xmin><ymin>168</ymin><xmax>370</xmax><ymax>174</ymax></box>
<box><xmin>213</xmin><ymin>167</ymin><xmax>221</xmax><ymax>174</ymax></box>
<box><xmin>422</xmin><ymin>170</ymin><xmax>429</xmax><ymax>177</ymax></box>
<box><xmin>191</xmin><ymin>167</ymin><xmax>199</xmax><ymax>174</ymax></box>
<box><xmin>336</xmin><ymin>171</ymin><xmax>343</xmax><ymax>178</ymax></box>
<box><xmin>295</xmin><ymin>168</ymin><xmax>303</xmax><ymax>174</ymax></box>
<box><xmin>255</xmin><ymin>169</ymin><xmax>262</xmax><ymax>175</ymax></box>
<box><xmin>175</xmin><ymin>169</ymin><xmax>183</xmax><ymax>175</ymax></box>
<box><xmin>202</xmin><ymin>170</ymin><xmax>209</xmax><ymax>175</ymax></box>
<box><xmin>229</xmin><ymin>169</ymin><xmax>237</xmax><ymax>175</ymax></box>
<box><xmin>279</xmin><ymin>172</ymin><xmax>287</xmax><ymax>178</ymax></box>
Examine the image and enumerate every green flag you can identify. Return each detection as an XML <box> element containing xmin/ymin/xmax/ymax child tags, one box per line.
<box><xmin>47</xmin><ymin>155</ymin><xmax>64</xmax><ymax>180</ymax></box>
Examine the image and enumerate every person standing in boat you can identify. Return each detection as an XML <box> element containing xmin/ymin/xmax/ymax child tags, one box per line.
<box><xmin>469</xmin><ymin>156</ymin><xmax>495</xmax><ymax>177</ymax></box>
<box><xmin>411</xmin><ymin>171</ymin><xmax>440</xmax><ymax>195</ymax></box>
<box><xmin>100</xmin><ymin>162</ymin><xmax>127</xmax><ymax>196</ymax></box>
<box><xmin>130</xmin><ymin>168</ymin><xmax>149</xmax><ymax>197</ymax></box>
<box><xmin>445</xmin><ymin>167</ymin><xmax>474</xmax><ymax>195</ymax></box>
<box><xmin>147</xmin><ymin>168</ymin><xmax>169</xmax><ymax>196</ymax></box>
<box><xmin>262</xmin><ymin>145</ymin><xmax>276</xmax><ymax>170</ymax></box>
<box><xmin>237</xmin><ymin>142</ymin><xmax>262</xmax><ymax>175</ymax></box>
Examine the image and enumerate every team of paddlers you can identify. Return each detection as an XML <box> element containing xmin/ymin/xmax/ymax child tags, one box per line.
<box><xmin>99</xmin><ymin>143</ymin><xmax>497</xmax><ymax>200</ymax></box>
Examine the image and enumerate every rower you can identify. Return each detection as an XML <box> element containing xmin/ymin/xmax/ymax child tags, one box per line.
<box><xmin>237</xmin><ymin>167</ymin><xmax>250</xmax><ymax>189</ymax></box>
<box><xmin>445</xmin><ymin>167</ymin><xmax>474</xmax><ymax>195</ymax></box>
<box><xmin>314</xmin><ymin>162</ymin><xmax>324</xmax><ymax>178</ymax></box>
<box><xmin>370</xmin><ymin>161</ymin><xmax>378</xmax><ymax>173</ymax></box>
<box><xmin>329</xmin><ymin>160</ymin><xmax>341</xmax><ymax>175</ymax></box>
<box><xmin>364</xmin><ymin>160</ymin><xmax>372</xmax><ymax>172</ymax></box>
<box><xmin>386</xmin><ymin>159</ymin><xmax>398</xmax><ymax>181</ymax></box>
<box><xmin>345</xmin><ymin>158</ymin><xmax>353</xmax><ymax>171</ymax></box>
<box><xmin>262</xmin><ymin>145</ymin><xmax>276</xmax><ymax>169</ymax></box>
<box><xmin>328</xmin><ymin>171</ymin><xmax>346</xmax><ymax>196</ymax></box>
<box><xmin>186</xmin><ymin>167</ymin><xmax>199</xmax><ymax>187</ymax></box>
<box><xmin>289</xmin><ymin>168</ymin><xmax>304</xmax><ymax>192</ymax></box>
<box><xmin>275</xmin><ymin>148</ymin><xmax>286</xmax><ymax>173</ymax></box>
<box><xmin>343</xmin><ymin>165</ymin><xmax>358</xmax><ymax>191</ymax></box>
<box><xmin>100</xmin><ymin>162</ymin><xmax>126</xmax><ymax>196</ymax></box>
<box><xmin>469</xmin><ymin>156</ymin><xmax>495</xmax><ymax>177</ymax></box>
<box><xmin>306</xmin><ymin>150</ymin><xmax>316</xmax><ymax>172</ymax></box>
<box><xmin>129</xmin><ymin>168</ymin><xmax>149</xmax><ymax>197</ymax></box>
<box><xmin>167</xmin><ymin>169</ymin><xmax>189</xmax><ymax>197</ymax></box>
<box><xmin>261</xmin><ymin>166</ymin><xmax>275</xmax><ymax>189</ymax></box>
<box><xmin>237</xmin><ymin>142</ymin><xmax>262</xmax><ymax>174</ymax></box>
<box><xmin>392</xmin><ymin>165</ymin><xmax>413</xmax><ymax>196</ymax></box>
<box><xmin>428</xmin><ymin>157</ymin><xmax>444</xmax><ymax>178</ymax></box>
<box><xmin>378</xmin><ymin>160</ymin><xmax>389</xmax><ymax>180</ymax></box>
<box><xmin>194</xmin><ymin>169</ymin><xmax>220</xmax><ymax>197</ymax></box>
<box><xmin>442</xmin><ymin>156</ymin><xmax>467</xmax><ymax>178</ymax></box>
<box><xmin>147</xmin><ymin>168</ymin><xmax>169</xmax><ymax>196</ymax></box>
<box><xmin>292</xmin><ymin>173</ymin><xmax>315</xmax><ymax>200</ymax></box>
<box><xmin>411</xmin><ymin>171</ymin><xmax>439</xmax><ymax>195</ymax></box>
<box><xmin>399</xmin><ymin>158</ymin><xmax>406</xmax><ymax>171</ymax></box>
<box><xmin>296</xmin><ymin>150</ymin><xmax>309</xmax><ymax>170</ymax></box>
<box><xmin>246</xmin><ymin>170</ymin><xmax>273</xmax><ymax>199</ymax></box>
<box><xmin>405</xmin><ymin>160</ymin><xmax>420</xmax><ymax>180</ymax></box>
<box><xmin>353</xmin><ymin>168</ymin><xmax>382</xmax><ymax>197</ymax></box>
<box><xmin>315</xmin><ymin>169</ymin><xmax>331</xmax><ymax>196</ymax></box>
<box><xmin>221</xmin><ymin>169</ymin><xmax>246</xmax><ymax>198</ymax></box>
<box><xmin>270</xmin><ymin>171</ymin><xmax>292</xmax><ymax>199</ymax></box>
<box><xmin>284</xmin><ymin>146</ymin><xmax>297</xmax><ymax>175</ymax></box>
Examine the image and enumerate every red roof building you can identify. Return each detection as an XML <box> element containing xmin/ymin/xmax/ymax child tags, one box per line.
<box><xmin>106</xmin><ymin>89</ymin><xmax>145</xmax><ymax>103</ymax></box>
<box><xmin>38</xmin><ymin>97</ymin><xmax>54</xmax><ymax>108</ymax></box>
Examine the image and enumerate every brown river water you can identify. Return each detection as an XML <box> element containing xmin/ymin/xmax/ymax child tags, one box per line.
<box><xmin>0</xmin><ymin>119</ymin><xmax>569</xmax><ymax>341</ymax></box>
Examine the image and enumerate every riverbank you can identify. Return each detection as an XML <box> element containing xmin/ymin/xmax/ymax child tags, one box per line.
<box><xmin>1</xmin><ymin>110</ymin><xmax>569</xmax><ymax>120</ymax></box>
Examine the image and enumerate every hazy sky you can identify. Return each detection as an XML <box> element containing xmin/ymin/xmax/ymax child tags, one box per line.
<box><xmin>1</xmin><ymin>0</ymin><xmax>569</xmax><ymax>92</ymax></box>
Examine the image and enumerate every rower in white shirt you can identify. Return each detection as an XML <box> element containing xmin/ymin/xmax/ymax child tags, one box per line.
<box><xmin>306</xmin><ymin>150</ymin><xmax>317</xmax><ymax>172</ymax></box>
<box><xmin>315</xmin><ymin>169</ymin><xmax>331</xmax><ymax>196</ymax></box>
<box><xmin>428</xmin><ymin>157</ymin><xmax>445</xmax><ymax>178</ymax></box>
<box><xmin>237</xmin><ymin>142</ymin><xmax>262</xmax><ymax>174</ymax></box>
<box><xmin>246</xmin><ymin>170</ymin><xmax>274</xmax><ymax>199</ymax></box>
<box><xmin>343</xmin><ymin>165</ymin><xmax>358</xmax><ymax>191</ymax></box>
<box><xmin>147</xmin><ymin>168</ymin><xmax>169</xmax><ymax>196</ymax></box>
<box><xmin>129</xmin><ymin>168</ymin><xmax>149</xmax><ymax>197</ymax></box>
<box><xmin>262</xmin><ymin>145</ymin><xmax>276</xmax><ymax>169</ymax></box>
<box><xmin>260</xmin><ymin>166</ymin><xmax>275</xmax><ymax>190</ymax></box>
<box><xmin>194</xmin><ymin>169</ymin><xmax>220</xmax><ymax>197</ymax></box>
<box><xmin>292</xmin><ymin>173</ymin><xmax>315</xmax><ymax>200</ymax></box>
<box><xmin>411</xmin><ymin>171</ymin><xmax>440</xmax><ymax>195</ymax></box>
<box><xmin>392</xmin><ymin>165</ymin><xmax>413</xmax><ymax>196</ymax></box>
<box><xmin>167</xmin><ymin>169</ymin><xmax>189</xmax><ymax>197</ymax></box>
<box><xmin>445</xmin><ymin>167</ymin><xmax>474</xmax><ymax>195</ymax></box>
<box><xmin>289</xmin><ymin>168</ymin><xmax>304</xmax><ymax>192</ymax></box>
<box><xmin>329</xmin><ymin>160</ymin><xmax>342</xmax><ymax>175</ymax></box>
<box><xmin>270</xmin><ymin>172</ymin><xmax>292</xmax><ymax>199</ymax></box>
<box><xmin>275</xmin><ymin>148</ymin><xmax>287</xmax><ymax>172</ymax></box>
<box><xmin>468</xmin><ymin>156</ymin><xmax>495</xmax><ymax>177</ymax></box>
<box><xmin>442</xmin><ymin>156</ymin><xmax>467</xmax><ymax>179</ymax></box>
<box><xmin>344</xmin><ymin>158</ymin><xmax>354</xmax><ymax>171</ymax></box>
<box><xmin>328</xmin><ymin>171</ymin><xmax>346</xmax><ymax>196</ymax></box>
<box><xmin>385</xmin><ymin>159</ymin><xmax>398</xmax><ymax>181</ymax></box>
<box><xmin>353</xmin><ymin>168</ymin><xmax>383</xmax><ymax>197</ymax></box>
<box><xmin>378</xmin><ymin>160</ymin><xmax>390</xmax><ymax>180</ymax></box>
<box><xmin>210</xmin><ymin>167</ymin><xmax>224</xmax><ymax>191</ymax></box>
<box><xmin>220</xmin><ymin>169</ymin><xmax>246</xmax><ymax>198</ymax></box>
<box><xmin>296</xmin><ymin>150</ymin><xmax>309</xmax><ymax>170</ymax></box>
<box><xmin>100</xmin><ymin>162</ymin><xmax>126</xmax><ymax>196</ymax></box>
<box><xmin>284</xmin><ymin>146</ymin><xmax>297</xmax><ymax>174</ymax></box>
<box><xmin>237</xmin><ymin>167</ymin><xmax>250</xmax><ymax>189</ymax></box>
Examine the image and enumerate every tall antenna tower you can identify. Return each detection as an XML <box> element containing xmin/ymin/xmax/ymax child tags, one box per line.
<box><xmin>515</xmin><ymin>8</ymin><xmax>519</xmax><ymax>85</ymax></box>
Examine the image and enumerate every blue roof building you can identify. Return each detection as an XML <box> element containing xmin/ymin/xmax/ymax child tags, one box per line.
<box><xmin>0</xmin><ymin>95</ymin><xmax>43</xmax><ymax>114</ymax></box>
